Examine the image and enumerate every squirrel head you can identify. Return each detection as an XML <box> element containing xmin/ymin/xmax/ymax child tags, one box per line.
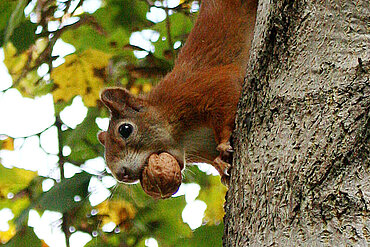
<box><xmin>98</xmin><ymin>88</ymin><xmax>184</xmax><ymax>183</ymax></box>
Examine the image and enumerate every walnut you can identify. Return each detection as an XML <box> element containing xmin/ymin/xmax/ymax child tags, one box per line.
<box><xmin>140</xmin><ymin>152</ymin><xmax>182</xmax><ymax>199</ymax></box>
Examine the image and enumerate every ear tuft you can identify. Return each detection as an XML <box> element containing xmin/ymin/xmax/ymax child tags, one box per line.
<box><xmin>100</xmin><ymin>88</ymin><xmax>128</xmax><ymax>112</ymax></box>
<box><xmin>100</xmin><ymin>87</ymin><xmax>145</xmax><ymax>113</ymax></box>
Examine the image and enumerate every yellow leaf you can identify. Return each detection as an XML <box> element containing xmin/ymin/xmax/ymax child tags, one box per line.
<box><xmin>3</xmin><ymin>42</ymin><xmax>28</xmax><ymax>79</ymax></box>
<box><xmin>0</xmin><ymin>165</ymin><xmax>37</xmax><ymax>197</ymax></box>
<box><xmin>129</xmin><ymin>86</ymin><xmax>140</xmax><ymax>95</ymax></box>
<box><xmin>0</xmin><ymin>223</ymin><xmax>16</xmax><ymax>244</ymax></box>
<box><xmin>142</xmin><ymin>83</ymin><xmax>152</xmax><ymax>93</ymax></box>
<box><xmin>97</xmin><ymin>200</ymin><xmax>136</xmax><ymax>228</ymax></box>
<box><xmin>179</xmin><ymin>0</ymin><xmax>192</xmax><ymax>9</ymax></box>
<box><xmin>16</xmin><ymin>70</ymin><xmax>45</xmax><ymax>97</ymax></box>
<box><xmin>51</xmin><ymin>49</ymin><xmax>112</xmax><ymax>107</ymax></box>
<box><xmin>199</xmin><ymin>176</ymin><xmax>227</xmax><ymax>224</ymax></box>
<box><xmin>1</xmin><ymin>137</ymin><xmax>14</xmax><ymax>151</ymax></box>
<box><xmin>3</xmin><ymin>41</ymin><xmax>49</xmax><ymax>98</ymax></box>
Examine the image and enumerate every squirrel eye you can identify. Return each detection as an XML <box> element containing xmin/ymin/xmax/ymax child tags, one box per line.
<box><xmin>118</xmin><ymin>123</ymin><xmax>133</xmax><ymax>139</ymax></box>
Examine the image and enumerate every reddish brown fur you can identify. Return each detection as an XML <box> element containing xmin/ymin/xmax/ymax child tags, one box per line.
<box><xmin>99</xmin><ymin>0</ymin><xmax>258</xmax><ymax>184</ymax></box>
<box><xmin>148</xmin><ymin>0</ymin><xmax>258</xmax><ymax>172</ymax></box>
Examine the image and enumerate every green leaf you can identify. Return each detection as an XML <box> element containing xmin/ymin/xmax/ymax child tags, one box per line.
<box><xmin>108</xmin><ymin>0</ymin><xmax>151</xmax><ymax>30</ymax></box>
<box><xmin>152</xmin><ymin>12</ymin><xmax>194</xmax><ymax>59</ymax></box>
<box><xmin>4</xmin><ymin>225</ymin><xmax>41</xmax><ymax>247</ymax></box>
<box><xmin>8</xmin><ymin>177</ymin><xmax>44</xmax><ymax>228</ymax></box>
<box><xmin>61</xmin><ymin>22</ymin><xmax>113</xmax><ymax>52</ymax></box>
<box><xmin>37</xmin><ymin>172</ymin><xmax>91</xmax><ymax>213</ymax></box>
<box><xmin>54</xmin><ymin>97</ymin><xmax>74</xmax><ymax>115</ymax></box>
<box><xmin>61</xmin><ymin>8</ymin><xmax>132</xmax><ymax>54</ymax></box>
<box><xmin>61</xmin><ymin>0</ymin><xmax>151</xmax><ymax>55</ymax></box>
<box><xmin>9</xmin><ymin>21</ymin><xmax>38</xmax><ymax>52</ymax></box>
<box><xmin>176</xmin><ymin>224</ymin><xmax>224</xmax><ymax>247</ymax></box>
<box><xmin>135</xmin><ymin>196</ymin><xmax>192</xmax><ymax>245</ymax></box>
<box><xmin>182</xmin><ymin>165</ymin><xmax>212</xmax><ymax>186</ymax></box>
<box><xmin>85</xmin><ymin>234</ymin><xmax>121</xmax><ymax>247</ymax></box>
<box><xmin>103</xmin><ymin>184</ymin><xmax>191</xmax><ymax>246</ymax></box>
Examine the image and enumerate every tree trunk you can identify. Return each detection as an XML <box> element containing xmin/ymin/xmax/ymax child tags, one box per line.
<box><xmin>223</xmin><ymin>0</ymin><xmax>369</xmax><ymax>246</ymax></box>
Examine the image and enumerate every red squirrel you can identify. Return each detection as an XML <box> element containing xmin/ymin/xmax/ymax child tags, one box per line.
<box><xmin>98</xmin><ymin>0</ymin><xmax>258</xmax><ymax>185</ymax></box>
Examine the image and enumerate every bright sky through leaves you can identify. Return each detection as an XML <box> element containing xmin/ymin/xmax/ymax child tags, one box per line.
<box><xmin>0</xmin><ymin>0</ymin><xmax>226</xmax><ymax>246</ymax></box>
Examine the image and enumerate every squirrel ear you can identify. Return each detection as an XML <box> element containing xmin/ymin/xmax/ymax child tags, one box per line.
<box><xmin>100</xmin><ymin>88</ymin><xmax>145</xmax><ymax>113</ymax></box>
<box><xmin>97</xmin><ymin>131</ymin><xmax>107</xmax><ymax>146</ymax></box>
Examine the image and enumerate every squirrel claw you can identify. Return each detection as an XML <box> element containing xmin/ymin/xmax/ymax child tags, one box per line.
<box><xmin>213</xmin><ymin>156</ymin><xmax>231</xmax><ymax>186</ymax></box>
<box><xmin>223</xmin><ymin>167</ymin><xmax>230</xmax><ymax>176</ymax></box>
<box><xmin>214</xmin><ymin>140</ymin><xmax>234</xmax><ymax>186</ymax></box>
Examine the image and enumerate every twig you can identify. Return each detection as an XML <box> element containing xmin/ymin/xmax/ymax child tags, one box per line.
<box><xmin>164</xmin><ymin>1</ymin><xmax>174</xmax><ymax>62</ymax></box>
<box><xmin>55</xmin><ymin>114</ymin><xmax>71</xmax><ymax>247</ymax></box>
<box><xmin>143</xmin><ymin>0</ymin><xmax>193</xmax><ymax>11</ymax></box>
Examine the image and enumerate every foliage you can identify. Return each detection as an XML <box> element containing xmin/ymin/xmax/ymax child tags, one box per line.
<box><xmin>0</xmin><ymin>0</ymin><xmax>226</xmax><ymax>246</ymax></box>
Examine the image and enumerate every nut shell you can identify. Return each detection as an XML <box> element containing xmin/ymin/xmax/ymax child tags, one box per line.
<box><xmin>140</xmin><ymin>152</ymin><xmax>182</xmax><ymax>199</ymax></box>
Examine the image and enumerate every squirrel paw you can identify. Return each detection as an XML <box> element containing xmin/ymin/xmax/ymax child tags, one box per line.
<box><xmin>214</xmin><ymin>140</ymin><xmax>234</xmax><ymax>186</ymax></box>
<box><xmin>213</xmin><ymin>156</ymin><xmax>231</xmax><ymax>186</ymax></box>
<box><xmin>216</xmin><ymin>142</ymin><xmax>234</xmax><ymax>160</ymax></box>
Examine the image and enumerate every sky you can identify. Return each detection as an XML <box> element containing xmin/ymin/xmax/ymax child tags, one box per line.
<box><xmin>0</xmin><ymin>0</ymin><xmax>218</xmax><ymax>246</ymax></box>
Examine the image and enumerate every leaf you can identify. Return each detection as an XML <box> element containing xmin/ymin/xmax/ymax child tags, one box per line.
<box><xmin>0</xmin><ymin>176</ymin><xmax>43</xmax><ymax>229</ymax></box>
<box><xmin>0</xmin><ymin>164</ymin><xmax>37</xmax><ymax>197</ymax></box>
<box><xmin>198</xmin><ymin>176</ymin><xmax>227</xmax><ymax>224</ymax></box>
<box><xmin>176</xmin><ymin>224</ymin><xmax>224</xmax><ymax>247</ymax></box>
<box><xmin>0</xmin><ymin>223</ymin><xmax>16</xmax><ymax>244</ymax></box>
<box><xmin>62</xmin><ymin>0</ymin><xmax>151</xmax><ymax>53</ymax></box>
<box><xmin>3</xmin><ymin>42</ymin><xmax>28</xmax><ymax>78</ymax></box>
<box><xmin>9</xmin><ymin>21</ymin><xmax>38</xmax><ymax>53</ymax></box>
<box><xmin>0</xmin><ymin>137</ymin><xmax>14</xmax><ymax>151</ymax></box>
<box><xmin>97</xmin><ymin>200</ymin><xmax>136</xmax><ymax>228</ymax></box>
<box><xmin>108</xmin><ymin>0</ymin><xmax>151</xmax><ymax>30</ymax></box>
<box><xmin>3</xmin><ymin>41</ymin><xmax>50</xmax><ymax>98</ymax></box>
<box><xmin>3</xmin><ymin>226</ymin><xmax>41</xmax><ymax>247</ymax></box>
<box><xmin>61</xmin><ymin>9</ymin><xmax>132</xmax><ymax>54</ymax></box>
<box><xmin>61</xmin><ymin>22</ymin><xmax>113</xmax><ymax>52</ymax></box>
<box><xmin>96</xmin><ymin>184</ymin><xmax>192</xmax><ymax>246</ymax></box>
<box><xmin>135</xmin><ymin>196</ymin><xmax>192</xmax><ymax>245</ymax></box>
<box><xmin>84</xmin><ymin>235</ymin><xmax>121</xmax><ymax>247</ymax></box>
<box><xmin>51</xmin><ymin>49</ymin><xmax>112</xmax><ymax>107</ymax></box>
<box><xmin>183</xmin><ymin>165</ymin><xmax>226</xmax><ymax>224</ymax></box>
<box><xmin>182</xmin><ymin>165</ymin><xmax>213</xmax><ymax>186</ymax></box>
<box><xmin>37</xmin><ymin>172</ymin><xmax>91</xmax><ymax>213</ymax></box>
<box><xmin>15</xmin><ymin>70</ymin><xmax>49</xmax><ymax>98</ymax></box>
<box><xmin>152</xmin><ymin>12</ymin><xmax>194</xmax><ymax>59</ymax></box>
<box><xmin>54</xmin><ymin>97</ymin><xmax>75</xmax><ymax>115</ymax></box>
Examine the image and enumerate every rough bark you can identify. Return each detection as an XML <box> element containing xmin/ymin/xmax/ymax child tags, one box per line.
<box><xmin>224</xmin><ymin>0</ymin><xmax>369</xmax><ymax>246</ymax></box>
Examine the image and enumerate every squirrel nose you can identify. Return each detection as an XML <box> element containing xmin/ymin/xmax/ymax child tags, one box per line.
<box><xmin>114</xmin><ymin>167</ymin><xmax>138</xmax><ymax>183</ymax></box>
<box><xmin>115</xmin><ymin>167</ymin><xmax>129</xmax><ymax>181</ymax></box>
